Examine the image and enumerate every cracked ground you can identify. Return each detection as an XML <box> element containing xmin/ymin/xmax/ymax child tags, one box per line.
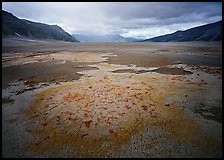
<box><xmin>2</xmin><ymin>41</ymin><xmax>222</xmax><ymax>158</ymax></box>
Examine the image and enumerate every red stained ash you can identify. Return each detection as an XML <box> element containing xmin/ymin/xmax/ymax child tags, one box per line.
<box><xmin>124</xmin><ymin>98</ymin><xmax>129</xmax><ymax>102</ymax></box>
<box><xmin>109</xmin><ymin>129</ymin><xmax>115</xmax><ymax>133</ymax></box>
<box><xmin>141</xmin><ymin>105</ymin><xmax>149</xmax><ymax>110</ymax></box>
<box><xmin>85</xmin><ymin>120</ymin><xmax>92</xmax><ymax>128</ymax></box>
<box><xmin>118</xmin><ymin>112</ymin><xmax>126</xmax><ymax>116</ymax></box>
<box><xmin>125</xmin><ymin>105</ymin><xmax>131</xmax><ymax>109</ymax></box>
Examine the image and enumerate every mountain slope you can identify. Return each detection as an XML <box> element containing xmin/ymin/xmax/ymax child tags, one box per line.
<box><xmin>2</xmin><ymin>10</ymin><xmax>79</xmax><ymax>42</ymax></box>
<box><xmin>72</xmin><ymin>34</ymin><xmax>139</xmax><ymax>42</ymax></box>
<box><xmin>143</xmin><ymin>20</ymin><xmax>222</xmax><ymax>42</ymax></box>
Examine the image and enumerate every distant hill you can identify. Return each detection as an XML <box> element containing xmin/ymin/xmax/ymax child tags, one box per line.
<box><xmin>143</xmin><ymin>20</ymin><xmax>222</xmax><ymax>42</ymax></box>
<box><xmin>72</xmin><ymin>34</ymin><xmax>139</xmax><ymax>42</ymax></box>
<box><xmin>2</xmin><ymin>10</ymin><xmax>79</xmax><ymax>42</ymax></box>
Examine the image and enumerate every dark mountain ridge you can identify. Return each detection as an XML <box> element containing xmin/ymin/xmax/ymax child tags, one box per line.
<box><xmin>2</xmin><ymin>10</ymin><xmax>79</xmax><ymax>42</ymax></box>
<box><xmin>143</xmin><ymin>20</ymin><xmax>222</xmax><ymax>42</ymax></box>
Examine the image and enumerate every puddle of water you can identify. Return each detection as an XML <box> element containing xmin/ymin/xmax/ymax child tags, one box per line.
<box><xmin>151</xmin><ymin>67</ymin><xmax>193</xmax><ymax>75</ymax></box>
<box><xmin>111</xmin><ymin>69</ymin><xmax>149</xmax><ymax>74</ymax></box>
<box><xmin>111</xmin><ymin>67</ymin><xmax>193</xmax><ymax>75</ymax></box>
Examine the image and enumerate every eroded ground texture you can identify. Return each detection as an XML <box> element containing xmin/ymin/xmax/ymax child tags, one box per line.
<box><xmin>2</xmin><ymin>40</ymin><xmax>222</xmax><ymax>158</ymax></box>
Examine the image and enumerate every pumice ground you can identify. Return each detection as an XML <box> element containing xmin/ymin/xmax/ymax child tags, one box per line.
<box><xmin>2</xmin><ymin>39</ymin><xmax>222</xmax><ymax>158</ymax></box>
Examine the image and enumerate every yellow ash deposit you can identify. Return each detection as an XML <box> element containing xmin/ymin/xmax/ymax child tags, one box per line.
<box><xmin>24</xmin><ymin>62</ymin><xmax>216</xmax><ymax>157</ymax></box>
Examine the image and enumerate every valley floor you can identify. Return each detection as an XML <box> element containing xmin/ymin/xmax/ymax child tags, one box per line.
<box><xmin>2</xmin><ymin>39</ymin><xmax>222</xmax><ymax>158</ymax></box>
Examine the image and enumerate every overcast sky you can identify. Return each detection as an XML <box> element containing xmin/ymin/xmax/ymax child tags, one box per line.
<box><xmin>2</xmin><ymin>2</ymin><xmax>222</xmax><ymax>39</ymax></box>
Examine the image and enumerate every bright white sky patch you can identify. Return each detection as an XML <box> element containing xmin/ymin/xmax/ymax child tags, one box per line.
<box><xmin>2</xmin><ymin>2</ymin><xmax>222</xmax><ymax>39</ymax></box>
<box><xmin>121</xmin><ymin>22</ymin><xmax>207</xmax><ymax>39</ymax></box>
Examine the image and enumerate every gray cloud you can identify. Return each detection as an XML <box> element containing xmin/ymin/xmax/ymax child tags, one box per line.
<box><xmin>101</xmin><ymin>2</ymin><xmax>221</xmax><ymax>24</ymax></box>
<box><xmin>2</xmin><ymin>2</ymin><xmax>222</xmax><ymax>39</ymax></box>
